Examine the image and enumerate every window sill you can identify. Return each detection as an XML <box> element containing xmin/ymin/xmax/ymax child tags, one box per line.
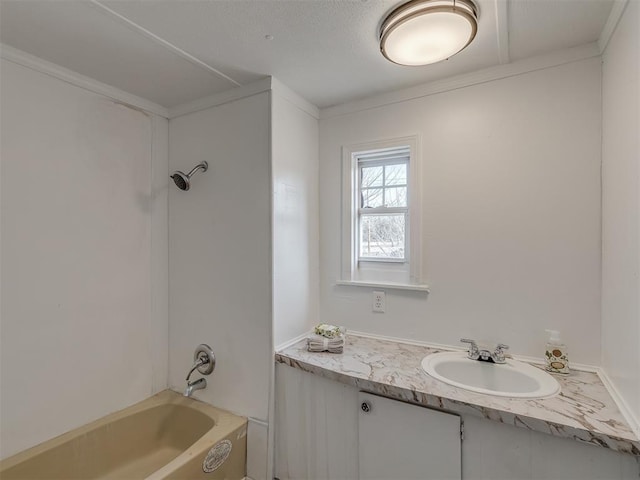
<box><xmin>335</xmin><ymin>279</ymin><xmax>430</xmax><ymax>292</ymax></box>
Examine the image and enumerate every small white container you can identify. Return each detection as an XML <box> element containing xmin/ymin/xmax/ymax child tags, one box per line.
<box><xmin>545</xmin><ymin>329</ymin><xmax>569</xmax><ymax>374</ymax></box>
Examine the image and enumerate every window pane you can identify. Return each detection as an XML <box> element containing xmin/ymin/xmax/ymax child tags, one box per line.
<box><xmin>359</xmin><ymin>214</ymin><xmax>405</xmax><ymax>259</ymax></box>
<box><xmin>361</xmin><ymin>188</ymin><xmax>383</xmax><ymax>208</ymax></box>
<box><xmin>385</xmin><ymin>163</ymin><xmax>407</xmax><ymax>186</ymax></box>
<box><xmin>385</xmin><ymin>186</ymin><xmax>407</xmax><ymax>207</ymax></box>
<box><xmin>361</xmin><ymin>166</ymin><xmax>383</xmax><ymax>188</ymax></box>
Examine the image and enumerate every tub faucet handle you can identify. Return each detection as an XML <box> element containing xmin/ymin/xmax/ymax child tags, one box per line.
<box><xmin>185</xmin><ymin>344</ymin><xmax>216</xmax><ymax>381</ymax></box>
<box><xmin>185</xmin><ymin>356</ymin><xmax>207</xmax><ymax>381</ymax></box>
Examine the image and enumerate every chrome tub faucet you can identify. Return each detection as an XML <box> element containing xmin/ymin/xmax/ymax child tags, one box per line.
<box><xmin>184</xmin><ymin>344</ymin><xmax>216</xmax><ymax>397</ymax></box>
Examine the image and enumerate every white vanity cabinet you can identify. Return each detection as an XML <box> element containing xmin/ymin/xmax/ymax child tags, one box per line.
<box><xmin>358</xmin><ymin>391</ymin><xmax>461</xmax><ymax>480</ymax></box>
<box><xmin>275</xmin><ymin>365</ymin><xmax>461</xmax><ymax>480</ymax></box>
<box><xmin>274</xmin><ymin>364</ymin><xmax>638</xmax><ymax>480</ymax></box>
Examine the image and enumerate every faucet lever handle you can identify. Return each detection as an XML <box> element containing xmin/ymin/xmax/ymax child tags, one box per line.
<box><xmin>460</xmin><ymin>338</ymin><xmax>480</xmax><ymax>359</ymax></box>
<box><xmin>185</xmin><ymin>356</ymin><xmax>207</xmax><ymax>381</ymax></box>
<box><xmin>185</xmin><ymin>344</ymin><xmax>216</xmax><ymax>381</ymax></box>
<box><xmin>491</xmin><ymin>343</ymin><xmax>510</xmax><ymax>364</ymax></box>
<box><xmin>460</xmin><ymin>338</ymin><xmax>478</xmax><ymax>348</ymax></box>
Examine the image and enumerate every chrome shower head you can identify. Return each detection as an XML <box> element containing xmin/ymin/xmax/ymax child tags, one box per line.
<box><xmin>171</xmin><ymin>161</ymin><xmax>208</xmax><ymax>191</ymax></box>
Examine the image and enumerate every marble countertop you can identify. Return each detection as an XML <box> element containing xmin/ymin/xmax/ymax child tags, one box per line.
<box><xmin>276</xmin><ymin>334</ymin><xmax>640</xmax><ymax>456</ymax></box>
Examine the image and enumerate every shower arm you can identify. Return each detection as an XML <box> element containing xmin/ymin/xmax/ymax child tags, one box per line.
<box><xmin>186</xmin><ymin>163</ymin><xmax>208</xmax><ymax>179</ymax></box>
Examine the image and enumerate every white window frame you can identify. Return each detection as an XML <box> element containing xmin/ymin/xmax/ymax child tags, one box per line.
<box><xmin>341</xmin><ymin>136</ymin><xmax>425</xmax><ymax>289</ymax></box>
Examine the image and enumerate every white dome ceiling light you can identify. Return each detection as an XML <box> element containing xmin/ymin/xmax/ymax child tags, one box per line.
<box><xmin>380</xmin><ymin>0</ymin><xmax>479</xmax><ymax>66</ymax></box>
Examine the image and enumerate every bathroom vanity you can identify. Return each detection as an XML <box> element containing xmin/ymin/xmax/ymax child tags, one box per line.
<box><xmin>275</xmin><ymin>334</ymin><xmax>639</xmax><ymax>480</ymax></box>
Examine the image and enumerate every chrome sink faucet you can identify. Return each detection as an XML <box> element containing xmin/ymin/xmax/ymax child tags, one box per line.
<box><xmin>184</xmin><ymin>344</ymin><xmax>216</xmax><ymax>397</ymax></box>
<box><xmin>460</xmin><ymin>338</ymin><xmax>509</xmax><ymax>364</ymax></box>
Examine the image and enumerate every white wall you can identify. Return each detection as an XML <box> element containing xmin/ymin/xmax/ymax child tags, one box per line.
<box><xmin>0</xmin><ymin>59</ymin><xmax>168</xmax><ymax>459</ymax></box>
<box><xmin>167</xmin><ymin>89</ymin><xmax>272</xmax><ymax>430</ymax></box>
<box><xmin>270</xmin><ymin>87</ymin><xmax>320</xmax><ymax>480</ymax></box>
<box><xmin>601</xmin><ymin>0</ymin><xmax>640</xmax><ymax>430</ymax></box>
<box><xmin>272</xmin><ymin>92</ymin><xmax>320</xmax><ymax>349</ymax></box>
<box><xmin>275</xmin><ymin>365</ymin><xmax>640</xmax><ymax>480</ymax></box>
<box><xmin>168</xmin><ymin>92</ymin><xmax>273</xmax><ymax>480</ymax></box>
<box><xmin>319</xmin><ymin>58</ymin><xmax>602</xmax><ymax>364</ymax></box>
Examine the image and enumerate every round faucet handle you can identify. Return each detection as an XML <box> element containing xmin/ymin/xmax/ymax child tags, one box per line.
<box><xmin>193</xmin><ymin>344</ymin><xmax>216</xmax><ymax>375</ymax></box>
<box><xmin>496</xmin><ymin>343</ymin><xmax>509</xmax><ymax>351</ymax></box>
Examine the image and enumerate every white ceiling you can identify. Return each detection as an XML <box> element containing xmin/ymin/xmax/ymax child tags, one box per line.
<box><xmin>0</xmin><ymin>0</ymin><xmax>615</xmax><ymax>109</ymax></box>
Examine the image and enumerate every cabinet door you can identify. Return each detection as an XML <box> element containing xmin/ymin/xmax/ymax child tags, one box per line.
<box><xmin>358</xmin><ymin>392</ymin><xmax>461</xmax><ymax>480</ymax></box>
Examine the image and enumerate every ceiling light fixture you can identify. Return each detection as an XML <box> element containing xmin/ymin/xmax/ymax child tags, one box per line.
<box><xmin>380</xmin><ymin>0</ymin><xmax>478</xmax><ymax>66</ymax></box>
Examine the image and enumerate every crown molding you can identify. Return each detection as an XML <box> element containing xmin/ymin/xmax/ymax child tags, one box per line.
<box><xmin>0</xmin><ymin>46</ymin><xmax>301</xmax><ymax>122</ymax></box>
<box><xmin>598</xmin><ymin>0</ymin><xmax>630</xmax><ymax>54</ymax></box>
<box><xmin>320</xmin><ymin>42</ymin><xmax>601</xmax><ymax>120</ymax></box>
<box><xmin>0</xmin><ymin>44</ymin><xmax>169</xmax><ymax>118</ymax></box>
<box><xmin>169</xmin><ymin>76</ymin><xmax>319</xmax><ymax>120</ymax></box>
<box><xmin>271</xmin><ymin>77</ymin><xmax>320</xmax><ymax>119</ymax></box>
<box><xmin>168</xmin><ymin>77</ymin><xmax>273</xmax><ymax>119</ymax></box>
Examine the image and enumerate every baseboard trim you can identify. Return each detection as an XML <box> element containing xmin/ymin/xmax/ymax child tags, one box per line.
<box><xmin>275</xmin><ymin>331</ymin><xmax>313</xmax><ymax>352</ymax></box>
<box><xmin>347</xmin><ymin>330</ymin><xmax>600</xmax><ymax>372</ymax></box>
<box><xmin>276</xmin><ymin>328</ymin><xmax>600</xmax><ymax>372</ymax></box>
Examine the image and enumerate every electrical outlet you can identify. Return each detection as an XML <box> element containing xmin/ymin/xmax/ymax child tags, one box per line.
<box><xmin>372</xmin><ymin>291</ymin><xmax>385</xmax><ymax>313</ymax></box>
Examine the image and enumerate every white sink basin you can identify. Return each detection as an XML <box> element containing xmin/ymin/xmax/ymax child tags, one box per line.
<box><xmin>421</xmin><ymin>352</ymin><xmax>560</xmax><ymax>399</ymax></box>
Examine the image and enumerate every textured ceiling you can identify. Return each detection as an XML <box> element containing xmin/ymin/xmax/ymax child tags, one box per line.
<box><xmin>100</xmin><ymin>0</ymin><xmax>501</xmax><ymax>108</ymax></box>
<box><xmin>0</xmin><ymin>0</ymin><xmax>615</xmax><ymax>109</ymax></box>
<box><xmin>508</xmin><ymin>0</ymin><xmax>616</xmax><ymax>61</ymax></box>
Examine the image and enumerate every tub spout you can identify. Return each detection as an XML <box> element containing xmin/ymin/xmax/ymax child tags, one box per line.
<box><xmin>184</xmin><ymin>378</ymin><xmax>206</xmax><ymax>397</ymax></box>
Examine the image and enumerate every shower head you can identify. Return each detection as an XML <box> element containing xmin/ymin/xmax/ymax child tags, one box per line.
<box><xmin>171</xmin><ymin>161</ymin><xmax>208</xmax><ymax>191</ymax></box>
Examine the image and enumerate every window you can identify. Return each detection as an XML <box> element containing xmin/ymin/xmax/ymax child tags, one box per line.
<box><xmin>358</xmin><ymin>150</ymin><xmax>409</xmax><ymax>261</ymax></box>
<box><xmin>341</xmin><ymin>136</ymin><xmax>426</xmax><ymax>289</ymax></box>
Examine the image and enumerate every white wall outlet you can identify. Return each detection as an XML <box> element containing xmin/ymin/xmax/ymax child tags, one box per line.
<box><xmin>373</xmin><ymin>291</ymin><xmax>385</xmax><ymax>313</ymax></box>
